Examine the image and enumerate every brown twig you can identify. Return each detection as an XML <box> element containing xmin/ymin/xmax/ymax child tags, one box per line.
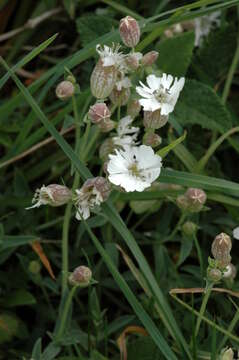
<box><xmin>170</xmin><ymin>287</ymin><xmax>239</xmax><ymax>298</ymax></box>
<box><xmin>0</xmin><ymin>7</ymin><xmax>62</xmax><ymax>43</ymax></box>
<box><xmin>0</xmin><ymin>125</ymin><xmax>75</xmax><ymax>169</ymax></box>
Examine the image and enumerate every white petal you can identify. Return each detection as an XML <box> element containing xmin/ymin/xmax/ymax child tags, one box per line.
<box><xmin>146</xmin><ymin>75</ymin><xmax>161</xmax><ymax>92</ymax></box>
<box><xmin>139</xmin><ymin>98</ymin><xmax>160</xmax><ymax>112</ymax></box>
<box><xmin>136</xmin><ymin>86</ymin><xmax>153</xmax><ymax>99</ymax></box>
<box><xmin>161</xmin><ymin>73</ymin><xmax>174</xmax><ymax>89</ymax></box>
<box><xmin>233</xmin><ymin>226</ymin><xmax>239</xmax><ymax>240</ymax></box>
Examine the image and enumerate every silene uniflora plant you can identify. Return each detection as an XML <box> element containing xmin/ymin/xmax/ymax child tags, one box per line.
<box><xmin>23</xmin><ymin>11</ymin><xmax>239</xmax><ymax>359</ymax></box>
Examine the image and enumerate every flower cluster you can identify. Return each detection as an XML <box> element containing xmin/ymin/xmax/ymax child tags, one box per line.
<box><xmin>27</xmin><ymin>15</ymin><xmax>186</xmax><ymax>220</ymax></box>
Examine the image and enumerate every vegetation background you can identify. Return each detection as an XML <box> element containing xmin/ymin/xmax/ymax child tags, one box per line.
<box><xmin>0</xmin><ymin>0</ymin><xmax>239</xmax><ymax>359</ymax></box>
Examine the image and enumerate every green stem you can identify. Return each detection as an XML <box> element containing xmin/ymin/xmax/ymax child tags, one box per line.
<box><xmin>221</xmin><ymin>307</ymin><xmax>239</xmax><ymax>349</ymax></box>
<box><xmin>167</xmin><ymin>213</ymin><xmax>186</xmax><ymax>241</ymax></box>
<box><xmin>195</xmin><ymin>284</ymin><xmax>213</xmax><ymax>337</ymax></box>
<box><xmin>222</xmin><ymin>36</ymin><xmax>239</xmax><ymax>105</ymax></box>
<box><xmin>195</xmin><ymin>126</ymin><xmax>239</xmax><ymax>173</ymax></box>
<box><xmin>171</xmin><ymin>293</ymin><xmax>239</xmax><ymax>344</ymax></box>
<box><xmin>56</xmin><ymin>286</ymin><xmax>77</xmax><ymax>341</ymax></box>
<box><xmin>193</xmin><ymin>233</ymin><xmax>204</xmax><ymax>281</ymax></box>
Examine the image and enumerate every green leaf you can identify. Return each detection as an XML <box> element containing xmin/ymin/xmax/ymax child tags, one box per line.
<box><xmin>193</xmin><ymin>25</ymin><xmax>237</xmax><ymax>85</ymax></box>
<box><xmin>0</xmin><ymin>235</ymin><xmax>36</xmax><ymax>250</ymax></box>
<box><xmin>157</xmin><ymin>31</ymin><xmax>195</xmax><ymax>76</ymax></box>
<box><xmin>173</xmin><ymin>79</ymin><xmax>232</xmax><ymax>133</ymax></box>
<box><xmin>76</xmin><ymin>14</ymin><xmax>118</xmax><ymax>47</ymax></box>
<box><xmin>32</xmin><ymin>338</ymin><xmax>42</xmax><ymax>360</ymax></box>
<box><xmin>0</xmin><ymin>313</ymin><xmax>19</xmax><ymax>344</ymax></box>
<box><xmin>2</xmin><ymin>290</ymin><xmax>36</xmax><ymax>307</ymax></box>
<box><xmin>157</xmin><ymin>131</ymin><xmax>187</xmax><ymax>158</ymax></box>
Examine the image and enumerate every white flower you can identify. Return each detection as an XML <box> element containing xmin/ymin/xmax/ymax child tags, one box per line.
<box><xmin>113</xmin><ymin>115</ymin><xmax>139</xmax><ymax>147</ymax></box>
<box><xmin>26</xmin><ymin>184</ymin><xmax>72</xmax><ymax>209</ymax></box>
<box><xmin>96</xmin><ymin>44</ymin><xmax>126</xmax><ymax>73</ymax></box>
<box><xmin>136</xmin><ymin>74</ymin><xmax>185</xmax><ymax>115</ymax></box>
<box><xmin>107</xmin><ymin>145</ymin><xmax>162</xmax><ymax>192</ymax></box>
<box><xmin>74</xmin><ymin>177</ymin><xmax>111</xmax><ymax>220</ymax></box>
<box><xmin>233</xmin><ymin>226</ymin><xmax>239</xmax><ymax>240</ymax></box>
<box><xmin>194</xmin><ymin>11</ymin><xmax>221</xmax><ymax>47</ymax></box>
<box><xmin>115</xmin><ymin>76</ymin><xmax>131</xmax><ymax>91</ymax></box>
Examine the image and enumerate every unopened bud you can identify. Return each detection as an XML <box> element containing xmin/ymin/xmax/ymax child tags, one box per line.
<box><xmin>69</xmin><ymin>266</ymin><xmax>92</xmax><ymax>287</ymax></box>
<box><xmin>127</xmin><ymin>99</ymin><xmax>141</xmax><ymax>119</ymax></box>
<box><xmin>212</xmin><ymin>233</ymin><xmax>232</xmax><ymax>268</ymax></box>
<box><xmin>110</xmin><ymin>87</ymin><xmax>131</xmax><ymax>106</ymax></box>
<box><xmin>56</xmin><ymin>80</ymin><xmax>75</xmax><ymax>100</ymax></box>
<box><xmin>125</xmin><ymin>52</ymin><xmax>142</xmax><ymax>70</ymax></box>
<box><xmin>119</xmin><ymin>16</ymin><xmax>140</xmax><ymax>48</ymax></box>
<box><xmin>90</xmin><ymin>59</ymin><xmax>117</xmax><ymax>99</ymax></box>
<box><xmin>28</xmin><ymin>260</ymin><xmax>41</xmax><ymax>274</ymax></box>
<box><xmin>143</xmin><ymin>131</ymin><xmax>161</xmax><ymax>148</ymax></box>
<box><xmin>99</xmin><ymin>138</ymin><xmax>115</xmax><ymax>161</ymax></box>
<box><xmin>185</xmin><ymin>188</ymin><xmax>207</xmax><ymax>212</ymax></box>
<box><xmin>220</xmin><ymin>348</ymin><xmax>234</xmax><ymax>360</ymax></box>
<box><xmin>27</xmin><ymin>184</ymin><xmax>72</xmax><ymax>209</ymax></box>
<box><xmin>207</xmin><ymin>267</ymin><xmax>222</xmax><ymax>282</ymax></box>
<box><xmin>88</xmin><ymin>103</ymin><xmax>111</xmax><ymax>124</ymax></box>
<box><xmin>176</xmin><ymin>194</ymin><xmax>189</xmax><ymax>212</ymax></box>
<box><xmin>143</xmin><ymin>110</ymin><xmax>168</xmax><ymax>129</ymax></box>
<box><xmin>141</xmin><ymin>51</ymin><xmax>159</xmax><ymax>66</ymax></box>
<box><xmin>182</xmin><ymin>221</ymin><xmax>197</xmax><ymax>236</ymax></box>
<box><xmin>98</xmin><ymin>119</ymin><xmax>116</xmax><ymax>133</ymax></box>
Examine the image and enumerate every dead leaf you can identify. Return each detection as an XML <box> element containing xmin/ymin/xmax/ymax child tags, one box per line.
<box><xmin>31</xmin><ymin>240</ymin><xmax>55</xmax><ymax>279</ymax></box>
<box><xmin>117</xmin><ymin>325</ymin><xmax>148</xmax><ymax>360</ymax></box>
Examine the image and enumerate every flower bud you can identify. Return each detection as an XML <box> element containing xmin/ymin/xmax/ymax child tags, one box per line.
<box><xmin>69</xmin><ymin>266</ymin><xmax>92</xmax><ymax>287</ymax></box>
<box><xmin>143</xmin><ymin>131</ymin><xmax>162</xmax><ymax>148</ymax></box>
<box><xmin>110</xmin><ymin>87</ymin><xmax>130</xmax><ymax>106</ymax></box>
<box><xmin>211</xmin><ymin>232</ymin><xmax>232</xmax><ymax>265</ymax></box>
<box><xmin>99</xmin><ymin>138</ymin><xmax>115</xmax><ymax>161</ymax></box>
<box><xmin>125</xmin><ymin>52</ymin><xmax>142</xmax><ymax>70</ymax></box>
<box><xmin>119</xmin><ymin>16</ymin><xmax>140</xmax><ymax>48</ymax></box>
<box><xmin>182</xmin><ymin>221</ymin><xmax>197</xmax><ymax>236</ymax></box>
<box><xmin>98</xmin><ymin>119</ymin><xmax>116</xmax><ymax>133</ymax></box>
<box><xmin>223</xmin><ymin>263</ymin><xmax>237</xmax><ymax>280</ymax></box>
<box><xmin>88</xmin><ymin>103</ymin><xmax>111</xmax><ymax>124</ymax></box>
<box><xmin>56</xmin><ymin>80</ymin><xmax>75</xmax><ymax>100</ymax></box>
<box><xmin>141</xmin><ymin>51</ymin><xmax>159</xmax><ymax>66</ymax></box>
<box><xmin>27</xmin><ymin>184</ymin><xmax>72</xmax><ymax>209</ymax></box>
<box><xmin>184</xmin><ymin>188</ymin><xmax>207</xmax><ymax>212</ymax></box>
<box><xmin>176</xmin><ymin>195</ymin><xmax>189</xmax><ymax>211</ymax></box>
<box><xmin>219</xmin><ymin>348</ymin><xmax>234</xmax><ymax>360</ymax></box>
<box><xmin>90</xmin><ymin>59</ymin><xmax>117</xmax><ymax>99</ymax></box>
<box><xmin>28</xmin><ymin>260</ymin><xmax>41</xmax><ymax>274</ymax></box>
<box><xmin>143</xmin><ymin>110</ymin><xmax>168</xmax><ymax>129</ymax></box>
<box><xmin>207</xmin><ymin>268</ymin><xmax>222</xmax><ymax>282</ymax></box>
<box><xmin>127</xmin><ymin>99</ymin><xmax>141</xmax><ymax>119</ymax></box>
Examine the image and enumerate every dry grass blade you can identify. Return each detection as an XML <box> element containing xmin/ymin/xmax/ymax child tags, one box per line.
<box><xmin>31</xmin><ymin>241</ymin><xmax>56</xmax><ymax>280</ymax></box>
<box><xmin>117</xmin><ymin>326</ymin><xmax>148</xmax><ymax>360</ymax></box>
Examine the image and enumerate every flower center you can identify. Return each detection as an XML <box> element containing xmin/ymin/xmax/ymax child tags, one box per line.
<box><xmin>154</xmin><ymin>86</ymin><xmax>170</xmax><ymax>103</ymax></box>
<box><xmin>128</xmin><ymin>163</ymin><xmax>141</xmax><ymax>177</ymax></box>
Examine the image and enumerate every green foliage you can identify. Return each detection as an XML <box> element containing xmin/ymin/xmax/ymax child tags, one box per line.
<box><xmin>157</xmin><ymin>31</ymin><xmax>195</xmax><ymax>76</ymax></box>
<box><xmin>76</xmin><ymin>14</ymin><xmax>118</xmax><ymax>47</ymax></box>
<box><xmin>173</xmin><ymin>79</ymin><xmax>232</xmax><ymax>133</ymax></box>
<box><xmin>193</xmin><ymin>25</ymin><xmax>237</xmax><ymax>85</ymax></box>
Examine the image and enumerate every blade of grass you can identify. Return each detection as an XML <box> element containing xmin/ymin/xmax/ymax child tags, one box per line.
<box><xmin>0</xmin><ymin>33</ymin><xmax>58</xmax><ymax>90</ymax></box>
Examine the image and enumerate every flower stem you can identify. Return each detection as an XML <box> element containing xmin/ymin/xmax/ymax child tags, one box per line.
<box><xmin>193</xmin><ymin>233</ymin><xmax>204</xmax><ymax>281</ymax></box>
<box><xmin>55</xmin><ymin>286</ymin><xmax>77</xmax><ymax>341</ymax></box>
<box><xmin>195</xmin><ymin>283</ymin><xmax>213</xmax><ymax>337</ymax></box>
